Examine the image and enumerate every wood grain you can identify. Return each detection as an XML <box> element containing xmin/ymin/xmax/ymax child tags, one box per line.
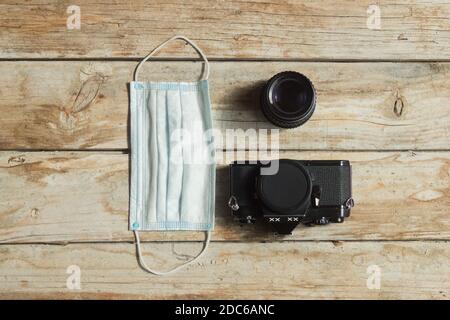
<box><xmin>0</xmin><ymin>1</ymin><xmax>449</xmax><ymax>60</ymax></box>
<box><xmin>1</xmin><ymin>61</ymin><xmax>449</xmax><ymax>150</ymax></box>
<box><xmin>1</xmin><ymin>151</ymin><xmax>449</xmax><ymax>243</ymax></box>
<box><xmin>0</xmin><ymin>241</ymin><xmax>448</xmax><ymax>299</ymax></box>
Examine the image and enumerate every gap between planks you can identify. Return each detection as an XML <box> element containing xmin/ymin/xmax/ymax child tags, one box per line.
<box><xmin>3</xmin><ymin>58</ymin><xmax>450</xmax><ymax>63</ymax></box>
<box><xmin>1</xmin><ymin>239</ymin><xmax>450</xmax><ymax>246</ymax></box>
<box><xmin>2</xmin><ymin>149</ymin><xmax>450</xmax><ymax>153</ymax></box>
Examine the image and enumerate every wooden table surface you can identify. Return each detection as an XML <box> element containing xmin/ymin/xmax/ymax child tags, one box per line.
<box><xmin>0</xmin><ymin>0</ymin><xmax>449</xmax><ymax>299</ymax></box>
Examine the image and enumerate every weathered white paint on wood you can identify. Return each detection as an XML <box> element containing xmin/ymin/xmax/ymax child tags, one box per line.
<box><xmin>0</xmin><ymin>241</ymin><xmax>448</xmax><ymax>299</ymax></box>
<box><xmin>0</xmin><ymin>61</ymin><xmax>449</xmax><ymax>150</ymax></box>
<box><xmin>1</xmin><ymin>151</ymin><xmax>449</xmax><ymax>243</ymax></box>
<box><xmin>0</xmin><ymin>1</ymin><xmax>449</xmax><ymax>59</ymax></box>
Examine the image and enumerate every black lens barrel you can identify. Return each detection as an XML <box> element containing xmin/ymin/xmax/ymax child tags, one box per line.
<box><xmin>260</xmin><ymin>71</ymin><xmax>316</xmax><ymax>128</ymax></box>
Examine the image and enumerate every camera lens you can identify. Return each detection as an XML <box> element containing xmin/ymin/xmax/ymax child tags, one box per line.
<box><xmin>261</xmin><ymin>71</ymin><xmax>316</xmax><ymax>128</ymax></box>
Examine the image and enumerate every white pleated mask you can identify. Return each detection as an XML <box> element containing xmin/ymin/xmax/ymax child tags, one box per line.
<box><xmin>129</xmin><ymin>36</ymin><xmax>215</xmax><ymax>275</ymax></box>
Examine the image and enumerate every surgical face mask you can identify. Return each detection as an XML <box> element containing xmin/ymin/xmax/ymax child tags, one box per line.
<box><xmin>129</xmin><ymin>36</ymin><xmax>215</xmax><ymax>275</ymax></box>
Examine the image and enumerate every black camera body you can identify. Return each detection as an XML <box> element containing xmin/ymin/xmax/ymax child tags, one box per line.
<box><xmin>229</xmin><ymin>159</ymin><xmax>354</xmax><ymax>235</ymax></box>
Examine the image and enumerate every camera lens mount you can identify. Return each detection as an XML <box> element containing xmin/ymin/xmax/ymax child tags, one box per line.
<box><xmin>256</xmin><ymin>160</ymin><xmax>312</xmax><ymax>214</ymax></box>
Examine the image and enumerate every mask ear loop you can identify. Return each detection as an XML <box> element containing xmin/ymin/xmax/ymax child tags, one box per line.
<box><xmin>133</xmin><ymin>35</ymin><xmax>210</xmax><ymax>82</ymax></box>
<box><xmin>134</xmin><ymin>230</ymin><xmax>211</xmax><ymax>275</ymax></box>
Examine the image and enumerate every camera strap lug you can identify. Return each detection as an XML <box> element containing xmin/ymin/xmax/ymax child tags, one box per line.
<box><xmin>345</xmin><ymin>197</ymin><xmax>355</xmax><ymax>209</ymax></box>
<box><xmin>228</xmin><ymin>196</ymin><xmax>240</xmax><ymax>211</ymax></box>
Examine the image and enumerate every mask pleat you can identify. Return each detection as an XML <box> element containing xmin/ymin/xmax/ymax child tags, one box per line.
<box><xmin>129</xmin><ymin>86</ymin><xmax>141</xmax><ymax>229</ymax></box>
<box><xmin>155</xmin><ymin>90</ymin><xmax>168</xmax><ymax>224</ymax></box>
<box><xmin>166</xmin><ymin>89</ymin><xmax>183</xmax><ymax>224</ymax></box>
<box><xmin>146</xmin><ymin>89</ymin><xmax>158</xmax><ymax>227</ymax></box>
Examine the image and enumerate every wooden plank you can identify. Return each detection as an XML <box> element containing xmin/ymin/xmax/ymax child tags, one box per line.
<box><xmin>1</xmin><ymin>150</ymin><xmax>449</xmax><ymax>243</ymax></box>
<box><xmin>0</xmin><ymin>1</ymin><xmax>449</xmax><ymax>60</ymax></box>
<box><xmin>1</xmin><ymin>61</ymin><xmax>449</xmax><ymax>150</ymax></box>
<box><xmin>0</xmin><ymin>241</ymin><xmax>448</xmax><ymax>299</ymax></box>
